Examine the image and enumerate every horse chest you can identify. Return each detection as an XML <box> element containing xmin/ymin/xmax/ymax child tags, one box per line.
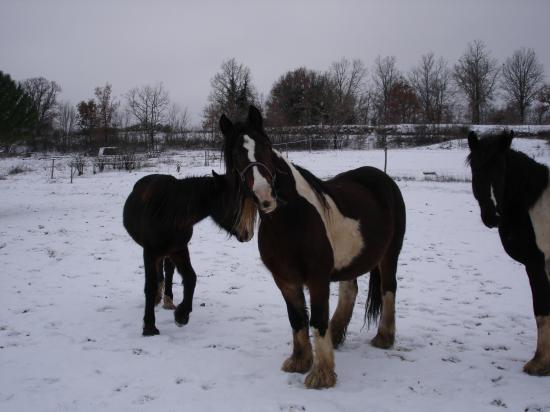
<box><xmin>529</xmin><ymin>180</ymin><xmax>550</xmax><ymax>268</ymax></box>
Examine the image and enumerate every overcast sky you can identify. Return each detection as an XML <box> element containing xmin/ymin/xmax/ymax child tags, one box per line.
<box><xmin>1</xmin><ymin>0</ymin><xmax>549</xmax><ymax>125</ymax></box>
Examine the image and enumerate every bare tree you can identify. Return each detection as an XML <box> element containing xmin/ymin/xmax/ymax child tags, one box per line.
<box><xmin>533</xmin><ymin>84</ymin><xmax>550</xmax><ymax>124</ymax></box>
<box><xmin>58</xmin><ymin>101</ymin><xmax>76</xmax><ymax>146</ymax></box>
<box><xmin>126</xmin><ymin>83</ymin><xmax>170</xmax><ymax>148</ymax></box>
<box><xmin>94</xmin><ymin>83</ymin><xmax>118</xmax><ymax>142</ymax></box>
<box><xmin>501</xmin><ymin>48</ymin><xmax>545</xmax><ymax>123</ymax></box>
<box><xmin>166</xmin><ymin>103</ymin><xmax>189</xmax><ymax>143</ymax></box>
<box><xmin>372</xmin><ymin>55</ymin><xmax>401</xmax><ymax>124</ymax></box>
<box><xmin>21</xmin><ymin>77</ymin><xmax>61</xmax><ymax>134</ymax></box>
<box><xmin>328</xmin><ymin>58</ymin><xmax>367</xmax><ymax>123</ymax></box>
<box><xmin>409</xmin><ymin>52</ymin><xmax>453</xmax><ymax>123</ymax></box>
<box><xmin>203</xmin><ymin>58</ymin><xmax>257</xmax><ymax>128</ymax></box>
<box><xmin>357</xmin><ymin>85</ymin><xmax>375</xmax><ymax>125</ymax></box>
<box><xmin>454</xmin><ymin>40</ymin><xmax>499</xmax><ymax>124</ymax></box>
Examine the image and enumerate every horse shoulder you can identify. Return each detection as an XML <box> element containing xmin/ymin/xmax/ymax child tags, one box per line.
<box><xmin>529</xmin><ymin>174</ymin><xmax>550</xmax><ymax>260</ymax></box>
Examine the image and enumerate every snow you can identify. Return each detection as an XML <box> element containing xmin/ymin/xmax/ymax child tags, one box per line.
<box><xmin>1</xmin><ymin>139</ymin><xmax>550</xmax><ymax>412</ymax></box>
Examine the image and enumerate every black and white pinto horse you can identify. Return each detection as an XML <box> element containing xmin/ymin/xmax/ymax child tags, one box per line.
<box><xmin>468</xmin><ymin>131</ymin><xmax>550</xmax><ymax>375</ymax></box>
<box><xmin>123</xmin><ymin>172</ymin><xmax>256</xmax><ymax>335</ymax></box>
<box><xmin>221</xmin><ymin>106</ymin><xmax>406</xmax><ymax>388</ymax></box>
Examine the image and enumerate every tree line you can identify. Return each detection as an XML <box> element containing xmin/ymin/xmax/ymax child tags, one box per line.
<box><xmin>1</xmin><ymin>39</ymin><xmax>549</xmax><ymax>152</ymax></box>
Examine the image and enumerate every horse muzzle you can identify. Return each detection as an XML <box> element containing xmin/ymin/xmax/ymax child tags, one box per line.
<box><xmin>253</xmin><ymin>186</ymin><xmax>278</xmax><ymax>214</ymax></box>
<box><xmin>236</xmin><ymin>229</ymin><xmax>254</xmax><ymax>243</ymax></box>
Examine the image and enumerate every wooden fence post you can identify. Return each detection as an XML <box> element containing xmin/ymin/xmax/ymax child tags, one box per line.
<box><xmin>50</xmin><ymin>159</ymin><xmax>55</xmax><ymax>179</ymax></box>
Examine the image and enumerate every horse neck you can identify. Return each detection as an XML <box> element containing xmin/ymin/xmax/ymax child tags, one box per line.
<box><xmin>209</xmin><ymin>179</ymin><xmax>239</xmax><ymax>231</ymax></box>
<box><xmin>272</xmin><ymin>150</ymin><xmax>329</xmax><ymax>210</ymax></box>
<box><xmin>503</xmin><ymin>150</ymin><xmax>549</xmax><ymax>211</ymax></box>
<box><xmin>174</xmin><ymin>177</ymin><xmax>217</xmax><ymax>223</ymax></box>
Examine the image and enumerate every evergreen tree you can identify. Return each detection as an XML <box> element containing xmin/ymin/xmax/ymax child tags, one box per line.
<box><xmin>0</xmin><ymin>71</ymin><xmax>38</xmax><ymax>147</ymax></box>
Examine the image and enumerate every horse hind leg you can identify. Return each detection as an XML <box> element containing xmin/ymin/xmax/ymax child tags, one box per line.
<box><xmin>143</xmin><ymin>249</ymin><xmax>161</xmax><ymax>336</ymax></box>
<box><xmin>370</xmin><ymin>255</ymin><xmax>398</xmax><ymax>349</ymax></box>
<box><xmin>162</xmin><ymin>258</ymin><xmax>177</xmax><ymax>310</ymax></box>
<box><xmin>523</xmin><ymin>262</ymin><xmax>550</xmax><ymax>376</ymax></box>
<box><xmin>155</xmin><ymin>258</ymin><xmax>164</xmax><ymax>306</ymax></box>
<box><xmin>330</xmin><ymin>279</ymin><xmax>358</xmax><ymax>348</ymax></box>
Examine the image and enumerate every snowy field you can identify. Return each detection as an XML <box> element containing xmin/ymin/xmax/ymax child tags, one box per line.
<box><xmin>1</xmin><ymin>139</ymin><xmax>550</xmax><ymax>412</ymax></box>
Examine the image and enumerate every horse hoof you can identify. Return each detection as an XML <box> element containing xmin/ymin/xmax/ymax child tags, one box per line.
<box><xmin>523</xmin><ymin>357</ymin><xmax>550</xmax><ymax>376</ymax></box>
<box><xmin>281</xmin><ymin>356</ymin><xmax>313</xmax><ymax>374</ymax></box>
<box><xmin>142</xmin><ymin>326</ymin><xmax>160</xmax><ymax>336</ymax></box>
<box><xmin>331</xmin><ymin>329</ymin><xmax>346</xmax><ymax>349</ymax></box>
<box><xmin>304</xmin><ymin>367</ymin><xmax>337</xmax><ymax>389</ymax></box>
<box><xmin>371</xmin><ymin>333</ymin><xmax>394</xmax><ymax>349</ymax></box>
<box><xmin>175</xmin><ymin>313</ymin><xmax>189</xmax><ymax>327</ymax></box>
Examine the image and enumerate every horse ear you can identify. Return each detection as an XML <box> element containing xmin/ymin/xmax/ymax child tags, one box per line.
<box><xmin>219</xmin><ymin>114</ymin><xmax>234</xmax><ymax>138</ymax></box>
<box><xmin>500</xmin><ymin>130</ymin><xmax>514</xmax><ymax>150</ymax></box>
<box><xmin>467</xmin><ymin>131</ymin><xmax>479</xmax><ymax>151</ymax></box>
<box><xmin>247</xmin><ymin>105</ymin><xmax>264</xmax><ymax>130</ymax></box>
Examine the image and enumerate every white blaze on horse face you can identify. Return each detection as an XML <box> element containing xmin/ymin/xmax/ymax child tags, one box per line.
<box><xmin>243</xmin><ymin>135</ymin><xmax>276</xmax><ymax>213</ymax></box>
<box><xmin>274</xmin><ymin>150</ymin><xmax>364</xmax><ymax>270</ymax></box>
<box><xmin>528</xmin><ymin>170</ymin><xmax>550</xmax><ymax>283</ymax></box>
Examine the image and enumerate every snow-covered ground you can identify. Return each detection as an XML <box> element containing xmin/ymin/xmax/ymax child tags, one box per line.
<box><xmin>1</xmin><ymin>139</ymin><xmax>549</xmax><ymax>412</ymax></box>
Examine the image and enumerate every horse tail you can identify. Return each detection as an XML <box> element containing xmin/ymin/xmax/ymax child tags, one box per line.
<box><xmin>364</xmin><ymin>266</ymin><xmax>382</xmax><ymax>329</ymax></box>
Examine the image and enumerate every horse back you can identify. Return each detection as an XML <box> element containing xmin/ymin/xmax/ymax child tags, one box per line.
<box><xmin>328</xmin><ymin>166</ymin><xmax>405</xmax><ymax>226</ymax></box>
<box><xmin>123</xmin><ymin>174</ymin><xmax>192</xmax><ymax>251</ymax></box>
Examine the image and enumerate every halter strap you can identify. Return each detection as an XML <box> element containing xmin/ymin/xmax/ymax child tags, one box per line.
<box><xmin>237</xmin><ymin>161</ymin><xmax>275</xmax><ymax>183</ymax></box>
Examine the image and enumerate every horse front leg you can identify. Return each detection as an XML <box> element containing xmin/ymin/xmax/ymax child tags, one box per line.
<box><xmin>171</xmin><ymin>247</ymin><xmax>197</xmax><ymax>327</ymax></box>
<box><xmin>305</xmin><ymin>280</ymin><xmax>336</xmax><ymax>389</ymax></box>
<box><xmin>278</xmin><ymin>283</ymin><xmax>312</xmax><ymax>374</ymax></box>
<box><xmin>524</xmin><ymin>262</ymin><xmax>550</xmax><ymax>376</ymax></box>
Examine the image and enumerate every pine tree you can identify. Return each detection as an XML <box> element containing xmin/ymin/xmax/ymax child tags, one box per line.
<box><xmin>0</xmin><ymin>71</ymin><xmax>38</xmax><ymax>147</ymax></box>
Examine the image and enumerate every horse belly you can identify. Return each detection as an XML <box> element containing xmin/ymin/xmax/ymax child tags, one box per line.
<box><xmin>529</xmin><ymin>183</ymin><xmax>550</xmax><ymax>280</ymax></box>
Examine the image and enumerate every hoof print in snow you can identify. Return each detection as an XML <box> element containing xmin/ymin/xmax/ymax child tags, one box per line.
<box><xmin>490</xmin><ymin>399</ymin><xmax>507</xmax><ymax>408</ymax></box>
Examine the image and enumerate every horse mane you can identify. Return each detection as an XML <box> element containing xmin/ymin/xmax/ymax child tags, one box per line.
<box><xmin>222</xmin><ymin>120</ymin><xmax>248</xmax><ymax>173</ymax></box>
<box><xmin>293</xmin><ymin>164</ymin><xmax>330</xmax><ymax>210</ymax></box>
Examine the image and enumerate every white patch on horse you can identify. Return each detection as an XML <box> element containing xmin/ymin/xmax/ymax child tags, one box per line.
<box><xmin>490</xmin><ymin>185</ymin><xmax>499</xmax><ymax>215</ymax></box>
<box><xmin>528</xmin><ymin>169</ymin><xmax>550</xmax><ymax>283</ymax></box>
<box><xmin>311</xmin><ymin>327</ymin><xmax>334</xmax><ymax>371</ymax></box>
<box><xmin>275</xmin><ymin>151</ymin><xmax>364</xmax><ymax>270</ymax></box>
<box><xmin>380</xmin><ymin>292</ymin><xmax>396</xmax><ymax>336</ymax></box>
<box><xmin>243</xmin><ymin>135</ymin><xmax>275</xmax><ymax>211</ymax></box>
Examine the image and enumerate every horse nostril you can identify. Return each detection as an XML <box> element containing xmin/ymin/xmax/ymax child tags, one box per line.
<box><xmin>261</xmin><ymin>201</ymin><xmax>271</xmax><ymax>209</ymax></box>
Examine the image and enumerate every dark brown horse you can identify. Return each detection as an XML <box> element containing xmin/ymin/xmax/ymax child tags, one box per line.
<box><xmin>220</xmin><ymin>106</ymin><xmax>406</xmax><ymax>388</ymax></box>
<box><xmin>123</xmin><ymin>172</ymin><xmax>256</xmax><ymax>336</ymax></box>
<box><xmin>468</xmin><ymin>131</ymin><xmax>550</xmax><ymax>375</ymax></box>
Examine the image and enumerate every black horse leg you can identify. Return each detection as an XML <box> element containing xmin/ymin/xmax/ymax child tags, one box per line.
<box><xmin>305</xmin><ymin>279</ymin><xmax>336</xmax><ymax>389</ymax></box>
<box><xmin>524</xmin><ymin>261</ymin><xmax>550</xmax><ymax>375</ymax></box>
<box><xmin>143</xmin><ymin>249</ymin><xmax>161</xmax><ymax>336</ymax></box>
<box><xmin>278</xmin><ymin>283</ymin><xmax>312</xmax><ymax>374</ymax></box>
<box><xmin>162</xmin><ymin>258</ymin><xmax>177</xmax><ymax>310</ymax></box>
<box><xmin>170</xmin><ymin>247</ymin><xmax>197</xmax><ymax>326</ymax></box>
